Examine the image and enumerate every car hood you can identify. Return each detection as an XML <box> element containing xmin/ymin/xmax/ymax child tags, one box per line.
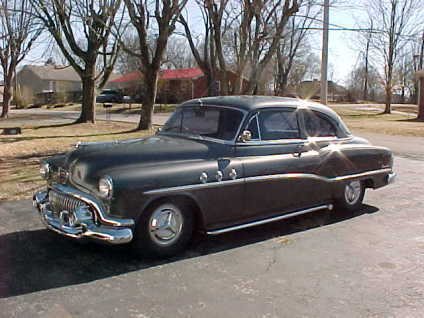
<box><xmin>63</xmin><ymin>135</ymin><xmax>211</xmax><ymax>190</ymax></box>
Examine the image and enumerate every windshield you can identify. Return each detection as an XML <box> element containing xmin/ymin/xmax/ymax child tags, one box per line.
<box><xmin>161</xmin><ymin>105</ymin><xmax>244</xmax><ymax>141</ymax></box>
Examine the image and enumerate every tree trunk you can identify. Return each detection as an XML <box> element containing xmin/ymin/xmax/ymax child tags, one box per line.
<box><xmin>418</xmin><ymin>78</ymin><xmax>424</xmax><ymax>120</ymax></box>
<box><xmin>205</xmin><ymin>71</ymin><xmax>215</xmax><ymax>96</ymax></box>
<box><xmin>384</xmin><ymin>85</ymin><xmax>392</xmax><ymax>114</ymax></box>
<box><xmin>278</xmin><ymin>71</ymin><xmax>290</xmax><ymax>96</ymax></box>
<box><xmin>138</xmin><ymin>71</ymin><xmax>158</xmax><ymax>130</ymax></box>
<box><xmin>0</xmin><ymin>84</ymin><xmax>12</xmax><ymax>119</ymax></box>
<box><xmin>77</xmin><ymin>76</ymin><xmax>96</xmax><ymax>123</ymax></box>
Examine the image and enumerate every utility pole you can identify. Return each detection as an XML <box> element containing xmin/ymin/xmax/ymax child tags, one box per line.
<box><xmin>320</xmin><ymin>0</ymin><xmax>329</xmax><ymax>105</ymax></box>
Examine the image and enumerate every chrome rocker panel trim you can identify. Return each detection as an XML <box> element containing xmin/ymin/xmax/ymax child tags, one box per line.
<box><xmin>207</xmin><ymin>204</ymin><xmax>333</xmax><ymax>235</ymax></box>
<box><xmin>33</xmin><ymin>190</ymin><xmax>133</xmax><ymax>244</ymax></box>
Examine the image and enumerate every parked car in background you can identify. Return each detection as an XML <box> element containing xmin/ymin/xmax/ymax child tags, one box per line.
<box><xmin>33</xmin><ymin>96</ymin><xmax>395</xmax><ymax>257</ymax></box>
<box><xmin>96</xmin><ymin>89</ymin><xmax>123</xmax><ymax>103</ymax></box>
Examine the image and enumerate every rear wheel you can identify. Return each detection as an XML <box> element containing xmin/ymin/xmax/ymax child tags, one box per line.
<box><xmin>132</xmin><ymin>200</ymin><xmax>193</xmax><ymax>258</ymax></box>
<box><xmin>335</xmin><ymin>180</ymin><xmax>365</xmax><ymax>212</ymax></box>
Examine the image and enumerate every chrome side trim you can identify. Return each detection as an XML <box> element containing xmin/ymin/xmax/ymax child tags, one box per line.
<box><xmin>49</xmin><ymin>183</ymin><xmax>134</xmax><ymax>227</ymax></box>
<box><xmin>143</xmin><ymin>168</ymin><xmax>393</xmax><ymax>195</ymax></box>
<box><xmin>206</xmin><ymin>204</ymin><xmax>333</xmax><ymax>235</ymax></box>
<box><xmin>144</xmin><ymin>178</ymin><xmax>244</xmax><ymax>195</ymax></box>
<box><xmin>236</xmin><ymin>139</ymin><xmax>306</xmax><ymax>146</ymax></box>
<box><xmin>244</xmin><ymin>173</ymin><xmax>328</xmax><ymax>183</ymax></box>
<box><xmin>331</xmin><ymin>168</ymin><xmax>392</xmax><ymax>182</ymax></box>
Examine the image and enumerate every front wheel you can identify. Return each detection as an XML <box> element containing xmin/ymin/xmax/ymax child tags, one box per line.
<box><xmin>132</xmin><ymin>200</ymin><xmax>193</xmax><ymax>258</ymax></box>
<box><xmin>335</xmin><ymin>180</ymin><xmax>365</xmax><ymax>212</ymax></box>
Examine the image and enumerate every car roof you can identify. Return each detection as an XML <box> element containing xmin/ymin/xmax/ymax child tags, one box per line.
<box><xmin>181</xmin><ymin>95</ymin><xmax>340</xmax><ymax>121</ymax></box>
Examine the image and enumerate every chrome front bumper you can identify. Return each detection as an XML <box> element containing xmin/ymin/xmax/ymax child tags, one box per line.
<box><xmin>33</xmin><ymin>188</ymin><xmax>134</xmax><ymax>245</ymax></box>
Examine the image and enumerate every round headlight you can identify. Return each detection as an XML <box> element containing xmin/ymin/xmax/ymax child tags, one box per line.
<box><xmin>40</xmin><ymin>162</ymin><xmax>50</xmax><ymax>179</ymax></box>
<box><xmin>98</xmin><ymin>176</ymin><xmax>113</xmax><ymax>198</ymax></box>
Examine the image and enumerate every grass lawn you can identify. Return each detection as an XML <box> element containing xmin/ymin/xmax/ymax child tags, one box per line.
<box><xmin>0</xmin><ymin>121</ymin><xmax>153</xmax><ymax>201</ymax></box>
<box><xmin>332</xmin><ymin>106</ymin><xmax>424</xmax><ymax>137</ymax></box>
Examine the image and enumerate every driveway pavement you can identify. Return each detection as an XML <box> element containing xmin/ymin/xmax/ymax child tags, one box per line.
<box><xmin>0</xmin><ymin>155</ymin><xmax>423</xmax><ymax>317</ymax></box>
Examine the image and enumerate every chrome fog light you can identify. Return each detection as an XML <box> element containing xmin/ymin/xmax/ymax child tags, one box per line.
<box><xmin>40</xmin><ymin>162</ymin><xmax>50</xmax><ymax>179</ymax></box>
<box><xmin>98</xmin><ymin>176</ymin><xmax>113</xmax><ymax>198</ymax></box>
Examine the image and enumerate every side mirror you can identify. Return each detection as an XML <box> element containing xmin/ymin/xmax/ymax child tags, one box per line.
<box><xmin>239</xmin><ymin>130</ymin><xmax>252</xmax><ymax>143</ymax></box>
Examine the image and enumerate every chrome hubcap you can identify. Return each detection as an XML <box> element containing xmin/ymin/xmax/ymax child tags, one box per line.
<box><xmin>344</xmin><ymin>180</ymin><xmax>362</xmax><ymax>205</ymax></box>
<box><xmin>149</xmin><ymin>204</ymin><xmax>183</xmax><ymax>246</ymax></box>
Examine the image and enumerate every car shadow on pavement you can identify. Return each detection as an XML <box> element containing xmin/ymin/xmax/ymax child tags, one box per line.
<box><xmin>0</xmin><ymin>204</ymin><xmax>378</xmax><ymax>299</ymax></box>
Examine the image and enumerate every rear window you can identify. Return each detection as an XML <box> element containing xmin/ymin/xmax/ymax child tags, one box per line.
<box><xmin>304</xmin><ymin>111</ymin><xmax>337</xmax><ymax>137</ymax></box>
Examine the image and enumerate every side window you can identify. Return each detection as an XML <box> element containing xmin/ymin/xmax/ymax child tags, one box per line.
<box><xmin>246</xmin><ymin>114</ymin><xmax>260</xmax><ymax>140</ymax></box>
<box><xmin>304</xmin><ymin>111</ymin><xmax>337</xmax><ymax>137</ymax></box>
<box><xmin>258</xmin><ymin>110</ymin><xmax>300</xmax><ymax>140</ymax></box>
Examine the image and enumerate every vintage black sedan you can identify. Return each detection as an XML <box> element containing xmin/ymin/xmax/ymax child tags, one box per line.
<box><xmin>33</xmin><ymin>96</ymin><xmax>395</xmax><ymax>257</ymax></box>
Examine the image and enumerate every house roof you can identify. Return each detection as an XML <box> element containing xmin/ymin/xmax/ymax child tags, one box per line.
<box><xmin>21</xmin><ymin>65</ymin><xmax>81</xmax><ymax>82</ymax></box>
<box><xmin>19</xmin><ymin>64</ymin><xmax>122</xmax><ymax>83</ymax></box>
<box><xmin>160</xmin><ymin>68</ymin><xmax>203</xmax><ymax>79</ymax></box>
<box><xmin>111</xmin><ymin>67</ymin><xmax>205</xmax><ymax>83</ymax></box>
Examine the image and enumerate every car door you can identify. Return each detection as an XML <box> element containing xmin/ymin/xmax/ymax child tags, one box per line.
<box><xmin>235</xmin><ymin>108</ymin><xmax>327</xmax><ymax>221</ymax></box>
<box><xmin>301</xmin><ymin>108</ymin><xmax>351</xmax><ymax>178</ymax></box>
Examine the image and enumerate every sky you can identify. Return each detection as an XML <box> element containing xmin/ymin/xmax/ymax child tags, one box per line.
<box><xmin>325</xmin><ymin>4</ymin><xmax>364</xmax><ymax>84</ymax></box>
<box><xmin>23</xmin><ymin>1</ymin><xmax>368</xmax><ymax>87</ymax></box>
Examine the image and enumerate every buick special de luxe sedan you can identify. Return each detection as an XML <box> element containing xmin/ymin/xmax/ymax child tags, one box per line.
<box><xmin>34</xmin><ymin>96</ymin><xmax>395</xmax><ymax>257</ymax></box>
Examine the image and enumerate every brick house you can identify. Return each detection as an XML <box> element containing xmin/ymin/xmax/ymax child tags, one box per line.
<box><xmin>110</xmin><ymin>67</ymin><xmax>248</xmax><ymax>103</ymax></box>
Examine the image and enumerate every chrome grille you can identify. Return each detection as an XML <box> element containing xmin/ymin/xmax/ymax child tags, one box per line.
<box><xmin>49</xmin><ymin>190</ymin><xmax>85</xmax><ymax>213</ymax></box>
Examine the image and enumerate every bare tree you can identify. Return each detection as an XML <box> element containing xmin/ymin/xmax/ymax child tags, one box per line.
<box><xmin>184</xmin><ymin>0</ymin><xmax>299</xmax><ymax>96</ymax></box>
<box><xmin>164</xmin><ymin>36</ymin><xmax>196</xmax><ymax>69</ymax></box>
<box><xmin>274</xmin><ymin>0</ymin><xmax>320</xmax><ymax>96</ymax></box>
<box><xmin>179</xmin><ymin>3</ymin><xmax>218</xmax><ymax>96</ymax></box>
<box><xmin>366</xmin><ymin>0</ymin><xmax>422</xmax><ymax>113</ymax></box>
<box><xmin>347</xmin><ymin>63</ymin><xmax>381</xmax><ymax>101</ymax></box>
<box><xmin>123</xmin><ymin>0</ymin><xmax>188</xmax><ymax>130</ymax></box>
<box><xmin>241</xmin><ymin>0</ymin><xmax>300</xmax><ymax>94</ymax></box>
<box><xmin>30</xmin><ymin>0</ymin><xmax>124</xmax><ymax>123</ymax></box>
<box><xmin>411</xmin><ymin>31</ymin><xmax>424</xmax><ymax>105</ymax></box>
<box><xmin>356</xmin><ymin>17</ymin><xmax>375</xmax><ymax>101</ymax></box>
<box><xmin>0</xmin><ymin>0</ymin><xmax>42</xmax><ymax>118</ymax></box>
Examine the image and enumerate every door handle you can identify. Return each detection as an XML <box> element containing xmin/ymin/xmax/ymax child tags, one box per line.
<box><xmin>292</xmin><ymin>145</ymin><xmax>304</xmax><ymax>158</ymax></box>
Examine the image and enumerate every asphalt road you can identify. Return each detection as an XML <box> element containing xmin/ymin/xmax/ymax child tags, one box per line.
<box><xmin>0</xmin><ymin>155</ymin><xmax>423</xmax><ymax>317</ymax></box>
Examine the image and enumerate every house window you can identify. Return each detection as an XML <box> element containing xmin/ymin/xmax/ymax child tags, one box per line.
<box><xmin>48</xmin><ymin>81</ymin><xmax>57</xmax><ymax>92</ymax></box>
